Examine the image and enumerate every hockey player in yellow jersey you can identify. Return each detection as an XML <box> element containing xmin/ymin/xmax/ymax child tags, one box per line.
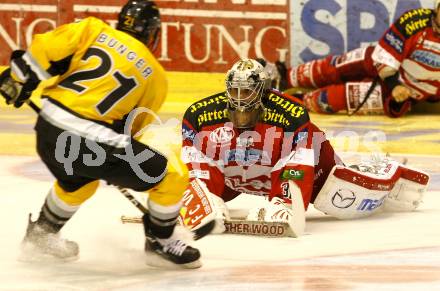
<box><xmin>0</xmin><ymin>0</ymin><xmax>202</xmax><ymax>268</ymax></box>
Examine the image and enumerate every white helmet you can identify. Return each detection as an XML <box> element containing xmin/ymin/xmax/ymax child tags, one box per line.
<box><xmin>225</xmin><ymin>59</ymin><xmax>271</xmax><ymax>128</ymax></box>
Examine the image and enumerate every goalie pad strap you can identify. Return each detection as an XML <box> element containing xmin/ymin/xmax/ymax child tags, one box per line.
<box><xmin>400</xmin><ymin>168</ymin><xmax>429</xmax><ymax>185</ymax></box>
<box><xmin>333</xmin><ymin>166</ymin><xmax>399</xmax><ymax>191</ymax></box>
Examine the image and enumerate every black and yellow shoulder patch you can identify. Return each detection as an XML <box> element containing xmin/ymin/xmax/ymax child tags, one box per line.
<box><xmin>263</xmin><ymin>92</ymin><xmax>309</xmax><ymax>131</ymax></box>
<box><xmin>395</xmin><ymin>8</ymin><xmax>433</xmax><ymax>38</ymax></box>
<box><xmin>183</xmin><ymin>92</ymin><xmax>229</xmax><ymax>129</ymax></box>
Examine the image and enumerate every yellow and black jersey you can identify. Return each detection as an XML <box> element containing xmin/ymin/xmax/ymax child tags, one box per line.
<box><xmin>11</xmin><ymin>17</ymin><xmax>166</xmax><ymax>136</ymax></box>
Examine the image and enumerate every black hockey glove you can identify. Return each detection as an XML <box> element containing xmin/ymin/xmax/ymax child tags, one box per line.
<box><xmin>0</xmin><ymin>68</ymin><xmax>33</xmax><ymax>108</ymax></box>
<box><xmin>0</xmin><ymin>50</ymin><xmax>40</xmax><ymax>108</ymax></box>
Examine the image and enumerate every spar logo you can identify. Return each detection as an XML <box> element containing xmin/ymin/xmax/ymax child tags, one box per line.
<box><xmin>209</xmin><ymin>126</ymin><xmax>234</xmax><ymax>144</ymax></box>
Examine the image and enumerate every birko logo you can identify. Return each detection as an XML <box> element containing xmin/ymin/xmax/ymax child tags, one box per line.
<box><xmin>331</xmin><ymin>189</ymin><xmax>356</xmax><ymax>209</ymax></box>
<box><xmin>209</xmin><ymin>127</ymin><xmax>234</xmax><ymax>144</ymax></box>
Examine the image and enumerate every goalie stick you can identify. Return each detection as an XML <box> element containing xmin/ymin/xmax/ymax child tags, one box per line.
<box><xmin>121</xmin><ymin>180</ymin><xmax>306</xmax><ymax>238</ymax></box>
<box><xmin>120</xmin><ymin>215</ymin><xmax>295</xmax><ymax>238</ymax></box>
<box><xmin>24</xmin><ymin>100</ymin><xmax>215</xmax><ymax>240</ymax></box>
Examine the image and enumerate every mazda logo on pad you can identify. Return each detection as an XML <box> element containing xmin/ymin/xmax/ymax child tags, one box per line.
<box><xmin>331</xmin><ymin>189</ymin><xmax>356</xmax><ymax>208</ymax></box>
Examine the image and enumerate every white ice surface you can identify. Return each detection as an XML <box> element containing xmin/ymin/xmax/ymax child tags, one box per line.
<box><xmin>0</xmin><ymin>156</ymin><xmax>439</xmax><ymax>290</ymax></box>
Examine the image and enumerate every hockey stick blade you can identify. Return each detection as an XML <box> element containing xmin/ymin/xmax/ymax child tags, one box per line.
<box><xmin>121</xmin><ymin>216</ymin><xmax>294</xmax><ymax>238</ymax></box>
<box><xmin>224</xmin><ymin>219</ymin><xmax>294</xmax><ymax>237</ymax></box>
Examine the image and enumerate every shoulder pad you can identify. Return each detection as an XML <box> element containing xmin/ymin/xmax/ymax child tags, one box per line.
<box><xmin>395</xmin><ymin>9</ymin><xmax>433</xmax><ymax>38</ymax></box>
<box><xmin>263</xmin><ymin>91</ymin><xmax>309</xmax><ymax>130</ymax></box>
<box><xmin>183</xmin><ymin>92</ymin><xmax>229</xmax><ymax>129</ymax></box>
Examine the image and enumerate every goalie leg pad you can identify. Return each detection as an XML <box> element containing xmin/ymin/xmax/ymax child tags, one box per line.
<box><xmin>313</xmin><ymin>162</ymin><xmax>402</xmax><ymax>219</ymax></box>
<box><xmin>383</xmin><ymin>165</ymin><xmax>429</xmax><ymax>212</ymax></box>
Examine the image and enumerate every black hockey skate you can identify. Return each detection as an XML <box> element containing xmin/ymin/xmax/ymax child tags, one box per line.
<box><xmin>144</xmin><ymin>230</ymin><xmax>201</xmax><ymax>269</ymax></box>
<box><xmin>19</xmin><ymin>214</ymin><xmax>79</xmax><ymax>262</ymax></box>
<box><xmin>143</xmin><ymin>215</ymin><xmax>201</xmax><ymax>269</ymax></box>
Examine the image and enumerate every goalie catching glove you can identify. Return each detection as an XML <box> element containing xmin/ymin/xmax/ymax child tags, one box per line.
<box><xmin>247</xmin><ymin>197</ymin><xmax>293</xmax><ymax>222</ymax></box>
<box><xmin>246</xmin><ymin>180</ymin><xmax>306</xmax><ymax>237</ymax></box>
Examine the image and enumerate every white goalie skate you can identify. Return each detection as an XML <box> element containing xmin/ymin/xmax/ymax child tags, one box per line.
<box><xmin>19</xmin><ymin>214</ymin><xmax>79</xmax><ymax>262</ymax></box>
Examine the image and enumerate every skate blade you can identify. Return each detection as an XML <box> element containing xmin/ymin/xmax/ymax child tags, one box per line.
<box><xmin>18</xmin><ymin>244</ymin><xmax>79</xmax><ymax>263</ymax></box>
<box><xmin>145</xmin><ymin>252</ymin><xmax>202</xmax><ymax>269</ymax></box>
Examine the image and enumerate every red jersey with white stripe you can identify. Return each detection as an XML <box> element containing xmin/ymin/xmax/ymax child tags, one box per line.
<box><xmin>181</xmin><ymin>89</ymin><xmax>340</xmax><ymax>209</ymax></box>
<box><xmin>372</xmin><ymin>8</ymin><xmax>440</xmax><ymax>102</ymax></box>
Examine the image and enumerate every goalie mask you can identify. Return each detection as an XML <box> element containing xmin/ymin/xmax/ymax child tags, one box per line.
<box><xmin>225</xmin><ymin>59</ymin><xmax>270</xmax><ymax>129</ymax></box>
<box><xmin>117</xmin><ymin>0</ymin><xmax>161</xmax><ymax>51</ymax></box>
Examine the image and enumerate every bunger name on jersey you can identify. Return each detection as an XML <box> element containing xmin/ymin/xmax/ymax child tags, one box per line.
<box><xmin>96</xmin><ymin>33</ymin><xmax>153</xmax><ymax>79</ymax></box>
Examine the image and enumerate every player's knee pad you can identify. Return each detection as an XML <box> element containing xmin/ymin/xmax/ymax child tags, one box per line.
<box><xmin>54</xmin><ymin>180</ymin><xmax>100</xmax><ymax>206</ymax></box>
<box><xmin>383</xmin><ymin>165</ymin><xmax>429</xmax><ymax>212</ymax></box>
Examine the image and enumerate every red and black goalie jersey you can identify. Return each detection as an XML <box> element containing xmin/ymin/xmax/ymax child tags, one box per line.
<box><xmin>181</xmin><ymin>89</ymin><xmax>341</xmax><ymax>209</ymax></box>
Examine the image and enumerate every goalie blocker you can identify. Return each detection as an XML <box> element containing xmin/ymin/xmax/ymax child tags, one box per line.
<box><xmin>178</xmin><ymin>179</ymin><xmax>305</xmax><ymax>237</ymax></box>
<box><xmin>313</xmin><ymin>160</ymin><xmax>429</xmax><ymax>219</ymax></box>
